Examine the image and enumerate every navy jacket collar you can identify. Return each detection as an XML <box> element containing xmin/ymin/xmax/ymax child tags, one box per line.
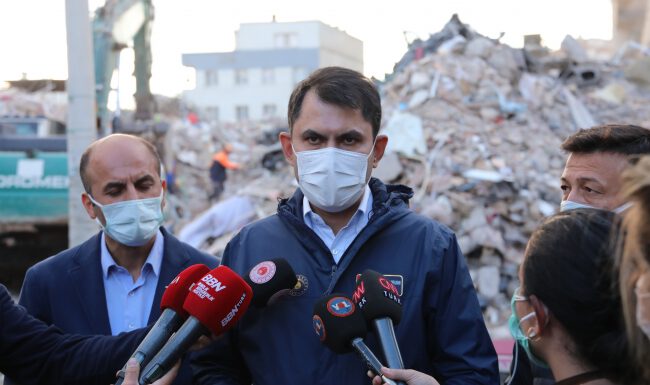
<box><xmin>68</xmin><ymin>227</ymin><xmax>191</xmax><ymax>333</ymax></box>
<box><xmin>276</xmin><ymin>178</ymin><xmax>414</xmax><ymax>293</ymax></box>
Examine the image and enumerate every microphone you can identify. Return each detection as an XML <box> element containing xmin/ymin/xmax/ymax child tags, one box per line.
<box><xmin>139</xmin><ymin>266</ymin><xmax>252</xmax><ymax>384</ymax></box>
<box><xmin>244</xmin><ymin>258</ymin><xmax>298</xmax><ymax>307</ymax></box>
<box><xmin>114</xmin><ymin>264</ymin><xmax>210</xmax><ymax>385</ymax></box>
<box><xmin>313</xmin><ymin>294</ymin><xmax>398</xmax><ymax>385</ymax></box>
<box><xmin>352</xmin><ymin>270</ymin><xmax>405</xmax><ymax>384</ymax></box>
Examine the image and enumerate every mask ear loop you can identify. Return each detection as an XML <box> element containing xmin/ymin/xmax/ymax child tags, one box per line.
<box><xmin>527</xmin><ymin>303</ymin><xmax>550</xmax><ymax>342</ymax></box>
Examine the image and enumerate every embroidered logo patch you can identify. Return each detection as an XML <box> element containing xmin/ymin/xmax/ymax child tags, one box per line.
<box><xmin>289</xmin><ymin>274</ymin><xmax>309</xmax><ymax>297</ymax></box>
<box><xmin>383</xmin><ymin>274</ymin><xmax>404</xmax><ymax>296</ymax></box>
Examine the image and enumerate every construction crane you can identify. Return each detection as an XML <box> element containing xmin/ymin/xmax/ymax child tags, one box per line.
<box><xmin>93</xmin><ymin>0</ymin><xmax>155</xmax><ymax>135</ymax></box>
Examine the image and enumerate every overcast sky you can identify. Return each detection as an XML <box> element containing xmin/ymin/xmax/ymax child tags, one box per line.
<box><xmin>1</xmin><ymin>0</ymin><xmax>612</xmax><ymax>100</ymax></box>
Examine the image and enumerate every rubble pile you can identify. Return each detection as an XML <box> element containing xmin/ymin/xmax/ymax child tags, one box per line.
<box><xmin>163</xmin><ymin>119</ymin><xmax>297</xmax><ymax>238</ymax></box>
<box><xmin>0</xmin><ymin>85</ymin><xmax>67</xmax><ymax>123</ymax></box>
<box><xmin>375</xmin><ymin>15</ymin><xmax>650</xmax><ymax>330</ymax></box>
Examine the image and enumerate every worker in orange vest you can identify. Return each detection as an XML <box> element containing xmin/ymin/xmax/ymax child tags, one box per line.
<box><xmin>209</xmin><ymin>144</ymin><xmax>240</xmax><ymax>201</ymax></box>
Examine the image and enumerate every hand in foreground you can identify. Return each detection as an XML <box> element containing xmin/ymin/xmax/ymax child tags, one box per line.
<box><xmin>368</xmin><ymin>367</ymin><xmax>440</xmax><ymax>385</ymax></box>
<box><xmin>118</xmin><ymin>358</ymin><xmax>180</xmax><ymax>385</ymax></box>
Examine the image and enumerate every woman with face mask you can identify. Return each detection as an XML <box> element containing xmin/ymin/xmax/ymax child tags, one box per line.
<box><xmin>371</xmin><ymin>209</ymin><xmax>640</xmax><ymax>385</ymax></box>
<box><xmin>507</xmin><ymin>209</ymin><xmax>640</xmax><ymax>385</ymax></box>
<box><xmin>618</xmin><ymin>156</ymin><xmax>650</xmax><ymax>384</ymax></box>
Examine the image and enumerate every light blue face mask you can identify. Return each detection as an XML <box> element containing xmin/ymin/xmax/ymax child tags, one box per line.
<box><xmin>88</xmin><ymin>190</ymin><xmax>164</xmax><ymax>247</ymax></box>
<box><xmin>560</xmin><ymin>200</ymin><xmax>632</xmax><ymax>214</ymax></box>
<box><xmin>559</xmin><ymin>200</ymin><xmax>595</xmax><ymax>212</ymax></box>
<box><xmin>508</xmin><ymin>288</ymin><xmax>550</xmax><ymax>369</ymax></box>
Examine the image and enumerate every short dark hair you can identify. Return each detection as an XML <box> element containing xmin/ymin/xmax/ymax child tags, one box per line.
<box><xmin>561</xmin><ymin>124</ymin><xmax>650</xmax><ymax>155</ymax></box>
<box><xmin>79</xmin><ymin>134</ymin><xmax>161</xmax><ymax>194</ymax></box>
<box><xmin>523</xmin><ymin>209</ymin><xmax>636</xmax><ymax>381</ymax></box>
<box><xmin>287</xmin><ymin>67</ymin><xmax>382</xmax><ymax>137</ymax></box>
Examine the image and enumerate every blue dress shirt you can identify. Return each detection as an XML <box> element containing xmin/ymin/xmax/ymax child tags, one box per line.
<box><xmin>100</xmin><ymin>230</ymin><xmax>164</xmax><ymax>335</ymax></box>
<box><xmin>303</xmin><ymin>185</ymin><xmax>373</xmax><ymax>264</ymax></box>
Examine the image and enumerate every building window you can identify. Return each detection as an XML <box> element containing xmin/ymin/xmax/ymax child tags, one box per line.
<box><xmin>205</xmin><ymin>70</ymin><xmax>218</xmax><ymax>86</ymax></box>
<box><xmin>236</xmin><ymin>105</ymin><xmax>249</xmax><ymax>121</ymax></box>
<box><xmin>204</xmin><ymin>106</ymin><xmax>219</xmax><ymax>121</ymax></box>
<box><xmin>274</xmin><ymin>33</ymin><xmax>297</xmax><ymax>48</ymax></box>
<box><xmin>261</xmin><ymin>68</ymin><xmax>275</xmax><ymax>84</ymax></box>
<box><xmin>235</xmin><ymin>69</ymin><xmax>248</xmax><ymax>85</ymax></box>
<box><xmin>263</xmin><ymin>104</ymin><xmax>277</xmax><ymax>118</ymax></box>
<box><xmin>292</xmin><ymin>67</ymin><xmax>308</xmax><ymax>84</ymax></box>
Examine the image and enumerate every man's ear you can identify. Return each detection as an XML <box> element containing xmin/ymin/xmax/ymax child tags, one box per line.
<box><xmin>371</xmin><ymin>134</ymin><xmax>388</xmax><ymax>168</ymax></box>
<box><xmin>279</xmin><ymin>131</ymin><xmax>296</xmax><ymax>167</ymax></box>
<box><xmin>161</xmin><ymin>180</ymin><xmax>167</xmax><ymax>209</ymax></box>
<box><xmin>81</xmin><ymin>193</ymin><xmax>97</xmax><ymax>219</ymax></box>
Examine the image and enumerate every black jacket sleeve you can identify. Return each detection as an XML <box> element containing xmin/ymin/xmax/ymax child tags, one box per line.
<box><xmin>0</xmin><ymin>285</ymin><xmax>147</xmax><ymax>385</ymax></box>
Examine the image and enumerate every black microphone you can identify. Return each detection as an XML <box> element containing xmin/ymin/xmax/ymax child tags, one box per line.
<box><xmin>352</xmin><ymin>270</ymin><xmax>405</xmax><ymax>385</ymax></box>
<box><xmin>313</xmin><ymin>294</ymin><xmax>398</xmax><ymax>385</ymax></box>
<box><xmin>139</xmin><ymin>266</ymin><xmax>252</xmax><ymax>384</ymax></box>
<box><xmin>244</xmin><ymin>258</ymin><xmax>298</xmax><ymax>307</ymax></box>
<box><xmin>114</xmin><ymin>264</ymin><xmax>210</xmax><ymax>385</ymax></box>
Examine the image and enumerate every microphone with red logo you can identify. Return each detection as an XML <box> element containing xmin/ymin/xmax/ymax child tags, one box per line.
<box><xmin>114</xmin><ymin>264</ymin><xmax>210</xmax><ymax>385</ymax></box>
<box><xmin>312</xmin><ymin>294</ymin><xmax>398</xmax><ymax>385</ymax></box>
<box><xmin>138</xmin><ymin>266</ymin><xmax>252</xmax><ymax>384</ymax></box>
<box><xmin>244</xmin><ymin>258</ymin><xmax>298</xmax><ymax>307</ymax></box>
<box><xmin>352</xmin><ymin>270</ymin><xmax>405</xmax><ymax>385</ymax></box>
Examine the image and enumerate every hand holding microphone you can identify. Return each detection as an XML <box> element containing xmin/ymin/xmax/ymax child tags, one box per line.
<box><xmin>352</xmin><ymin>270</ymin><xmax>406</xmax><ymax>385</ymax></box>
<box><xmin>116</xmin><ymin>358</ymin><xmax>180</xmax><ymax>385</ymax></box>
<box><xmin>368</xmin><ymin>367</ymin><xmax>439</xmax><ymax>385</ymax></box>
<box><xmin>139</xmin><ymin>266</ymin><xmax>252</xmax><ymax>384</ymax></box>
<box><xmin>313</xmin><ymin>294</ymin><xmax>398</xmax><ymax>385</ymax></box>
<box><xmin>114</xmin><ymin>264</ymin><xmax>210</xmax><ymax>385</ymax></box>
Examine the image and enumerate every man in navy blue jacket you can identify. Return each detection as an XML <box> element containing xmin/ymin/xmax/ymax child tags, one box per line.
<box><xmin>13</xmin><ymin>134</ymin><xmax>217</xmax><ymax>385</ymax></box>
<box><xmin>0</xmin><ymin>283</ymin><xmax>145</xmax><ymax>385</ymax></box>
<box><xmin>192</xmin><ymin>67</ymin><xmax>498</xmax><ymax>384</ymax></box>
<box><xmin>0</xmin><ymin>284</ymin><xmax>183</xmax><ymax>385</ymax></box>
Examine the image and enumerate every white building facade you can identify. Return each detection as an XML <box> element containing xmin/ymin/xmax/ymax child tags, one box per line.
<box><xmin>182</xmin><ymin>21</ymin><xmax>363</xmax><ymax>123</ymax></box>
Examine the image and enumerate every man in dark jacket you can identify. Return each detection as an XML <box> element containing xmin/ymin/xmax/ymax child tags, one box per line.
<box><xmin>0</xmin><ymin>283</ymin><xmax>184</xmax><ymax>385</ymax></box>
<box><xmin>192</xmin><ymin>67</ymin><xmax>498</xmax><ymax>384</ymax></box>
<box><xmin>0</xmin><ymin>283</ymin><xmax>145</xmax><ymax>385</ymax></box>
<box><xmin>12</xmin><ymin>134</ymin><xmax>216</xmax><ymax>385</ymax></box>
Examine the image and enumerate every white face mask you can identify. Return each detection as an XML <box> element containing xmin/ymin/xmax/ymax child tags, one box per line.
<box><xmin>560</xmin><ymin>200</ymin><xmax>632</xmax><ymax>214</ymax></box>
<box><xmin>559</xmin><ymin>200</ymin><xmax>596</xmax><ymax>212</ymax></box>
<box><xmin>294</xmin><ymin>145</ymin><xmax>373</xmax><ymax>213</ymax></box>
<box><xmin>88</xmin><ymin>190</ymin><xmax>164</xmax><ymax>246</ymax></box>
<box><xmin>636</xmin><ymin>275</ymin><xmax>650</xmax><ymax>339</ymax></box>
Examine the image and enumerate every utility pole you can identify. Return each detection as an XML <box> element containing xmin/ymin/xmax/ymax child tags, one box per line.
<box><xmin>65</xmin><ymin>0</ymin><xmax>98</xmax><ymax>247</ymax></box>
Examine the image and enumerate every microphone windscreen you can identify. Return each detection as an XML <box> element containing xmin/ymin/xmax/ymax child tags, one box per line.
<box><xmin>160</xmin><ymin>264</ymin><xmax>210</xmax><ymax>318</ymax></box>
<box><xmin>312</xmin><ymin>294</ymin><xmax>367</xmax><ymax>354</ymax></box>
<box><xmin>183</xmin><ymin>265</ymin><xmax>252</xmax><ymax>335</ymax></box>
<box><xmin>352</xmin><ymin>269</ymin><xmax>402</xmax><ymax>325</ymax></box>
<box><xmin>244</xmin><ymin>258</ymin><xmax>298</xmax><ymax>307</ymax></box>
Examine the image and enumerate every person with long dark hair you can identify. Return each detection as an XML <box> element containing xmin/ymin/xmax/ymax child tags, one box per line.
<box><xmin>372</xmin><ymin>209</ymin><xmax>639</xmax><ymax>385</ymax></box>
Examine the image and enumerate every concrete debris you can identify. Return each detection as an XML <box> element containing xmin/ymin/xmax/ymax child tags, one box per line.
<box><xmin>624</xmin><ymin>57</ymin><xmax>650</xmax><ymax>86</ymax></box>
<box><xmin>178</xmin><ymin>196</ymin><xmax>257</xmax><ymax>250</ymax></box>
<box><xmin>382</xmin><ymin>112</ymin><xmax>427</xmax><ymax>156</ymax></box>
<box><xmin>378</xmin><ymin>14</ymin><xmax>650</xmax><ymax>328</ymax></box>
<box><xmin>372</xmin><ymin>152</ymin><xmax>403</xmax><ymax>182</ymax></box>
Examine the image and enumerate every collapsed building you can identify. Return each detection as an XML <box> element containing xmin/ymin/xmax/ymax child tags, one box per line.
<box><xmin>4</xmin><ymin>15</ymin><xmax>650</xmax><ymax>334</ymax></box>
